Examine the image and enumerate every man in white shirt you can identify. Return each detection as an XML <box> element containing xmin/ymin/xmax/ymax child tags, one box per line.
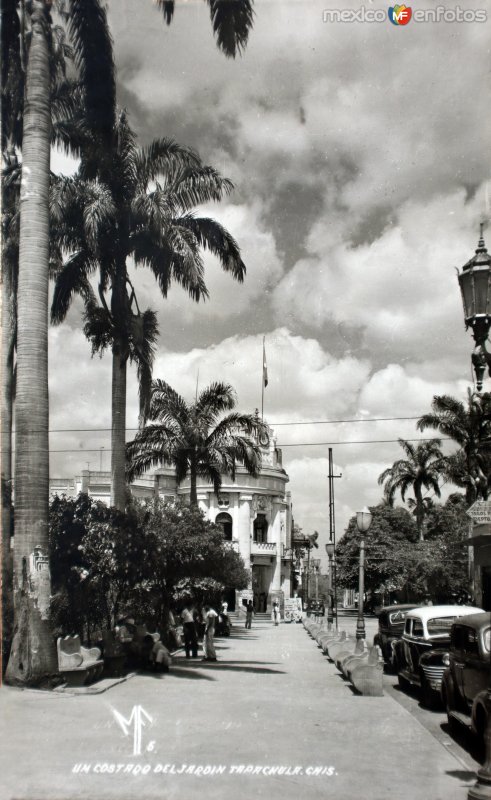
<box><xmin>202</xmin><ymin>605</ymin><xmax>218</xmax><ymax>661</ymax></box>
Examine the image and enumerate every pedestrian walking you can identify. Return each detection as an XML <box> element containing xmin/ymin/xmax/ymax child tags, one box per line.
<box><xmin>245</xmin><ymin>600</ymin><xmax>254</xmax><ymax>629</ymax></box>
<box><xmin>202</xmin><ymin>605</ymin><xmax>218</xmax><ymax>661</ymax></box>
<box><xmin>272</xmin><ymin>600</ymin><xmax>280</xmax><ymax>626</ymax></box>
<box><xmin>181</xmin><ymin>603</ymin><xmax>198</xmax><ymax>658</ymax></box>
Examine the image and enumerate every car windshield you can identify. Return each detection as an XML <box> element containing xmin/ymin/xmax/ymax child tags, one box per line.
<box><xmin>389</xmin><ymin>611</ymin><xmax>407</xmax><ymax>625</ymax></box>
<box><xmin>427</xmin><ymin>616</ymin><xmax>456</xmax><ymax>636</ymax></box>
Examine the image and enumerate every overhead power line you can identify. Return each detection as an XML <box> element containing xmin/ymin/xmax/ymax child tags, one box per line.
<box><xmin>12</xmin><ymin>414</ymin><xmax>427</xmax><ymax>434</ymax></box>
<box><xmin>6</xmin><ymin>436</ymin><xmax>450</xmax><ymax>455</ymax></box>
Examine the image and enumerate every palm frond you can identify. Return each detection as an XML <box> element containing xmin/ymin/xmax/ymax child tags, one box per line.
<box><xmin>83</xmin><ymin>304</ymin><xmax>114</xmax><ymax>356</ymax></box>
<box><xmin>51</xmin><ymin>251</ymin><xmax>99</xmax><ymax>323</ymax></box>
<box><xmin>129</xmin><ymin>309</ymin><xmax>159</xmax><ymax>423</ymax></box>
<box><xmin>67</xmin><ymin>0</ymin><xmax>116</xmax><ymax>144</ymax></box>
<box><xmin>205</xmin><ymin>0</ymin><xmax>255</xmax><ymax>58</ymax></box>
<box><xmin>131</xmin><ymin>229</ymin><xmax>208</xmax><ymax>302</ymax></box>
<box><xmin>149</xmin><ymin>379</ymin><xmax>190</xmax><ymax>428</ymax></box>
<box><xmin>167</xmin><ymin>166</ymin><xmax>234</xmax><ymax>210</ymax></box>
<box><xmin>126</xmin><ymin>422</ymin><xmax>182</xmax><ymax>481</ymax></box>
<box><xmin>82</xmin><ymin>179</ymin><xmax>116</xmax><ymax>249</ymax></box>
<box><xmin>177</xmin><ymin>215</ymin><xmax>246</xmax><ymax>282</ymax></box>
<box><xmin>155</xmin><ymin>0</ymin><xmax>175</xmax><ymax>25</ymax></box>
<box><xmin>196</xmin><ymin>382</ymin><xmax>236</xmax><ymax>419</ymax></box>
<box><xmin>134</xmin><ymin>137</ymin><xmax>200</xmax><ymax>191</ymax></box>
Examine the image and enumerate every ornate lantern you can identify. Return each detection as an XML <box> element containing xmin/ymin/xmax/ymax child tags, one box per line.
<box><xmin>458</xmin><ymin>225</ymin><xmax>491</xmax><ymax>391</ymax></box>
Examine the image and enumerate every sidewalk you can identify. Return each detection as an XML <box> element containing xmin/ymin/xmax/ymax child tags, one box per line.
<box><xmin>0</xmin><ymin>616</ymin><xmax>476</xmax><ymax>800</ymax></box>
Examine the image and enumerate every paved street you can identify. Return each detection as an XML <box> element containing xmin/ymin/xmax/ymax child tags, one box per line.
<box><xmin>0</xmin><ymin>616</ymin><xmax>480</xmax><ymax>800</ymax></box>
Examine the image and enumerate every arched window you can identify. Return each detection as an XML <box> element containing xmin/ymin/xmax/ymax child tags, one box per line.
<box><xmin>216</xmin><ymin>512</ymin><xmax>233</xmax><ymax>541</ymax></box>
<box><xmin>253</xmin><ymin>514</ymin><xmax>268</xmax><ymax>544</ymax></box>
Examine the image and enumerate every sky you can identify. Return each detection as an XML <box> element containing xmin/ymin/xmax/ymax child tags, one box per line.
<box><xmin>49</xmin><ymin>0</ymin><xmax>491</xmax><ymax>566</ymax></box>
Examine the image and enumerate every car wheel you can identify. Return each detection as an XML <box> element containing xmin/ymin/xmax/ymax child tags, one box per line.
<box><xmin>421</xmin><ymin>675</ymin><xmax>439</xmax><ymax>710</ymax></box>
<box><xmin>474</xmin><ymin>706</ymin><xmax>487</xmax><ymax>762</ymax></box>
<box><xmin>398</xmin><ymin>673</ymin><xmax>410</xmax><ymax>693</ymax></box>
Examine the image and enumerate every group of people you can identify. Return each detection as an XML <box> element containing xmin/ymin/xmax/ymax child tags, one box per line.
<box><xmin>244</xmin><ymin>599</ymin><xmax>281</xmax><ymax>628</ymax></box>
<box><xmin>115</xmin><ymin>597</ymin><xmax>284</xmax><ymax>669</ymax></box>
<box><xmin>180</xmin><ymin>602</ymin><xmax>228</xmax><ymax>661</ymax></box>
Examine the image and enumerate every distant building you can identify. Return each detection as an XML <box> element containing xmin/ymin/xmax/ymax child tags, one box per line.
<box><xmin>50</xmin><ymin>423</ymin><xmax>293</xmax><ymax>613</ymax></box>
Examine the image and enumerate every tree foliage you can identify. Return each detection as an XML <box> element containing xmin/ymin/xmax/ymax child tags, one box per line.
<box><xmin>418</xmin><ymin>391</ymin><xmax>491</xmax><ymax>503</ymax></box>
<box><xmin>126</xmin><ymin>380</ymin><xmax>263</xmax><ymax>505</ymax></box>
<box><xmin>336</xmin><ymin>496</ymin><xmax>471</xmax><ymax>604</ymax></box>
<box><xmin>336</xmin><ymin>504</ymin><xmax>418</xmax><ymax>599</ymax></box>
<box><xmin>49</xmin><ymin>494</ymin><xmax>248</xmax><ymax>639</ymax></box>
<box><xmin>378</xmin><ymin>438</ymin><xmax>444</xmax><ymax>540</ymax></box>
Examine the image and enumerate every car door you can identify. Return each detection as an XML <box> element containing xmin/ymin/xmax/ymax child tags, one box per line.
<box><xmin>410</xmin><ymin>617</ymin><xmax>428</xmax><ymax>675</ymax></box>
<box><xmin>403</xmin><ymin>617</ymin><xmax>425</xmax><ymax>678</ymax></box>
<box><xmin>450</xmin><ymin>624</ymin><xmax>467</xmax><ymax>700</ymax></box>
<box><xmin>462</xmin><ymin>626</ymin><xmax>490</xmax><ymax>704</ymax></box>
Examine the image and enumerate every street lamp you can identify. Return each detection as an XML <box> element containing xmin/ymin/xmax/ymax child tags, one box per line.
<box><xmin>325</xmin><ymin>542</ymin><xmax>338</xmax><ymax>629</ymax></box>
<box><xmin>458</xmin><ymin>224</ymin><xmax>491</xmax><ymax>392</ymax></box>
<box><xmin>355</xmin><ymin>507</ymin><xmax>372</xmax><ymax>641</ymax></box>
<box><xmin>458</xmin><ymin>227</ymin><xmax>491</xmax><ymax>800</ymax></box>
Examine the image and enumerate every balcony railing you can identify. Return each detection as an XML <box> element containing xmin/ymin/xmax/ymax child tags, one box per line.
<box><xmin>251</xmin><ymin>541</ymin><xmax>277</xmax><ymax>555</ymax></box>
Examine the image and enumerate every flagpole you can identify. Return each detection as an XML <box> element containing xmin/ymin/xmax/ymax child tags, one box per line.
<box><xmin>261</xmin><ymin>336</ymin><xmax>265</xmax><ymax>422</ymax></box>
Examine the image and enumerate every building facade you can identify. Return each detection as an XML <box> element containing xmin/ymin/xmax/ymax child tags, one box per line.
<box><xmin>466</xmin><ymin>524</ymin><xmax>491</xmax><ymax>611</ymax></box>
<box><xmin>50</xmin><ymin>423</ymin><xmax>293</xmax><ymax>613</ymax></box>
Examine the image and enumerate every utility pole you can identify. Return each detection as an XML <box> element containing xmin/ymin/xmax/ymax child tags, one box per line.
<box><xmin>328</xmin><ymin>448</ymin><xmax>342</xmax><ymax>629</ymax></box>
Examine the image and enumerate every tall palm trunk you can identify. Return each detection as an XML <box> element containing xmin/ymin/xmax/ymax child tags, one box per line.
<box><xmin>110</xmin><ymin>264</ymin><xmax>128</xmax><ymax>510</ymax></box>
<box><xmin>1</xmin><ymin>258</ymin><xmax>15</xmax><ymax>670</ymax></box>
<box><xmin>111</xmin><ymin>339</ymin><xmax>127</xmax><ymax>510</ymax></box>
<box><xmin>190</xmin><ymin>463</ymin><xmax>198</xmax><ymax>507</ymax></box>
<box><xmin>414</xmin><ymin>486</ymin><xmax>425</xmax><ymax>542</ymax></box>
<box><xmin>6</xmin><ymin>0</ymin><xmax>56</xmax><ymax>684</ymax></box>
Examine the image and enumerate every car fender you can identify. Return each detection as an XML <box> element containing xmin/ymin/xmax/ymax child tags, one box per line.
<box><xmin>419</xmin><ymin>648</ymin><xmax>447</xmax><ymax>667</ymax></box>
<box><xmin>441</xmin><ymin>667</ymin><xmax>456</xmax><ymax>707</ymax></box>
<box><xmin>471</xmin><ymin>690</ymin><xmax>491</xmax><ymax>737</ymax></box>
<box><xmin>392</xmin><ymin>638</ymin><xmax>405</xmax><ymax>664</ymax></box>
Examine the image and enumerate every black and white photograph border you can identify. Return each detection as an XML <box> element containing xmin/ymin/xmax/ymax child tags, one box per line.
<box><xmin>1</xmin><ymin>0</ymin><xmax>491</xmax><ymax>798</ymax></box>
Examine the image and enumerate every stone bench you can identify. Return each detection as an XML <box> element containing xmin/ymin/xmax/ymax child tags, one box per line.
<box><xmin>339</xmin><ymin>638</ymin><xmax>368</xmax><ymax>676</ymax></box>
<box><xmin>57</xmin><ymin>635</ymin><xmax>104</xmax><ymax>687</ymax></box>
<box><xmin>350</xmin><ymin>646</ymin><xmax>384</xmax><ymax>696</ymax></box>
<box><xmin>334</xmin><ymin>637</ymin><xmax>366</xmax><ymax>670</ymax></box>
<box><xmin>326</xmin><ymin>631</ymin><xmax>352</xmax><ymax>661</ymax></box>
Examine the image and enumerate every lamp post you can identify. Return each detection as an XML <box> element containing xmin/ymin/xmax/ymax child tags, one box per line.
<box><xmin>458</xmin><ymin>227</ymin><xmax>491</xmax><ymax>800</ymax></box>
<box><xmin>325</xmin><ymin>542</ymin><xmax>336</xmax><ymax>628</ymax></box>
<box><xmin>355</xmin><ymin>507</ymin><xmax>372</xmax><ymax>641</ymax></box>
<box><xmin>458</xmin><ymin>224</ymin><xmax>491</xmax><ymax>392</ymax></box>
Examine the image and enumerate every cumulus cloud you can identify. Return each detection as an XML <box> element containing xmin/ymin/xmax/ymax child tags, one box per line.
<box><xmin>134</xmin><ymin>200</ymin><xmax>284</xmax><ymax>325</ymax></box>
<box><xmin>46</xmin><ymin>0</ymin><xmax>490</xmax><ymax>542</ymax></box>
<box><xmin>272</xmin><ymin>187</ymin><xmax>490</xmax><ymax>365</ymax></box>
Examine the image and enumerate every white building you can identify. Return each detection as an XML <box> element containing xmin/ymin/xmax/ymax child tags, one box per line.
<box><xmin>50</xmin><ymin>423</ymin><xmax>293</xmax><ymax>613</ymax></box>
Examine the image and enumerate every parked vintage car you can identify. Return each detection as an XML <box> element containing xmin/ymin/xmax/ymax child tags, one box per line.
<box><xmin>373</xmin><ymin>604</ymin><xmax>417</xmax><ymax>671</ymax></box>
<box><xmin>441</xmin><ymin>612</ymin><xmax>491</xmax><ymax>744</ymax></box>
<box><xmin>306</xmin><ymin>599</ymin><xmax>325</xmax><ymax>617</ymax></box>
<box><xmin>395</xmin><ymin>605</ymin><xmax>484</xmax><ymax>708</ymax></box>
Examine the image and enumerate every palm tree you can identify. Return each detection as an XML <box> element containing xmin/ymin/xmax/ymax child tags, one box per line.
<box><xmin>7</xmin><ymin>0</ymin><xmax>254</xmax><ymax>684</ymax></box>
<box><xmin>50</xmin><ymin>112</ymin><xmax>245</xmax><ymax>511</ymax></box>
<box><xmin>126</xmin><ymin>381</ymin><xmax>263</xmax><ymax>506</ymax></box>
<box><xmin>417</xmin><ymin>391</ymin><xmax>491</xmax><ymax>503</ymax></box>
<box><xmin>6</xmin><ymin>0</ymin><xmax>116</xmax><ymax>685</ymax></box>
<box><xmin>378</xmin><ymin>439</ymin><xmax>444</xmax><ymax>541</ymax></box>
<box><xmin>1</xmin><ymin>4</ymin><xmax>87</xmax><ymax>675</ymax></box>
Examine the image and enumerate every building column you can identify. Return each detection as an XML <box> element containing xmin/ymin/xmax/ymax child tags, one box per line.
<box><xmin>236</xmin><ymin>494</ymin><xmax>253</xmax><ymax>616</ymax></box>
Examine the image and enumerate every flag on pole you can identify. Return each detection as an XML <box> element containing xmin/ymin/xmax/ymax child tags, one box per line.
<box><xmin>263</xmin><ymin>337</ymin><xmax>268</xmax><ymax>388</ymax></box>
